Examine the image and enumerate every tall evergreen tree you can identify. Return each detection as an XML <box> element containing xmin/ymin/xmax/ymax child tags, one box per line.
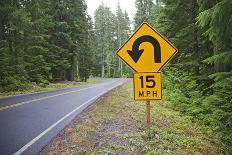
<box><xmin>65</xmin><ymin>0</ymin><xmax>87</xmax><ymax>81</ymax></box>
<box><xmin>47</xmin><ymin>0</ymin><xmax>73</xmax><ymax>81</ymax></box>
<box><xmin>0</xmin><ymin>0</ymin><xmax>30</xmax><ymax>91</ymax></box>
<box><xmin>24</xmin><ymin>0</ymin><xmax>51</xmax><ymax>83</ymax></box>
<box><xmin>115</xmin><ymin>3</ymin><xmax>131</xmax><ymax>77</ymax></box>
<box><xmin>134</xmin><ymin>0</ymin><xmax>154</xmax><ymax>28</ymax></box>
<box><xmin>94</xmin><ymin>4</ymin><xmax>117</xmax><ymax>77</ymax></box>
<box><xmin>75</xmin><ymin>0</ymin><xmax>93</xmax><ymax>81</ymax></box>
<box><xmin>197</xmin><ymin>0</ymin><xmax>232</xmax><ymax>146</ymax></box>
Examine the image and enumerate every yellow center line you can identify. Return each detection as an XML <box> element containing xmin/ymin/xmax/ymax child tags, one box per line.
<box><xmin>0</xmin><ymin>85</ymin><xmax>99</xmax><ymax>111</ymax></box>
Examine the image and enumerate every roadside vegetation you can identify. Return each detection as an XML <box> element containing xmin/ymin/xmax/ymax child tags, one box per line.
<box><xmin>41</xmin><ymin>83</ymin><xmax>225</xmax><ymax>154</ymax></box>
<box><xmin>137</xmin><ymin>0</ymin><xmax>232</xmax><ymax>150</ymax></box>
<box><xmin>0</xmin><ymin>78</ymin><xmax>99</xmax><ymax>98</ymax></box>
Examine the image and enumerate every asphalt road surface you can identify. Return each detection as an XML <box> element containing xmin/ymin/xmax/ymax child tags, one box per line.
<box><xmin>0</xmin><ymin>78</ymin><xmax>127</xmax><ymax>155</ymax></box>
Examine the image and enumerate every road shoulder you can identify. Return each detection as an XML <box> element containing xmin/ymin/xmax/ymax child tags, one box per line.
<box><xmin>40</xmin><ymin>83</ymin><xmax>221</xmax><ymax>154</ymax></box>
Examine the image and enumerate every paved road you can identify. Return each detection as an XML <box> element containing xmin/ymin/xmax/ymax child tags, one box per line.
<box><xmin>0</xmin><ymin>78</ymin><xmax>127</xmax><ymax>155</ymax></box>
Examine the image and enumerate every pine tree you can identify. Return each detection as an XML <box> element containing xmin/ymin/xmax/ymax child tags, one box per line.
<box><xmin>94</xmin><ymin>4</ymin><xmax>117</xmax><ymax>77</ymax></box>
<box><xmin>24</xmin><ymin>0</ymin><xmax>51</xmax><ymax>84</ymax></box>
<box><xmin>47</xmin><ymin>0</ymin><xmax>72</xmax><ymax>81</ymax></box>
<box><xmin>115</xmin><ymin>3</ymin><xmax>131</xmax><ymax>77</ymax></box>
<box><xmin>0</xmin><ymin>0</ymin><xmax>31</xmax><ymax>91</ymax></box>
<box><xmin>134</xmin><ymin>0</ymin><xmax>154</xmax><ymax>28</ymax></box>
<box><xmin>75</xmin><ymin>0</ymin><xmax>93</xmax><ymax>81</ymax></box>
<box><xmin>197</xmin><ymin>0</ymin><xmax>232</xmax><ymax>146</ymax></box>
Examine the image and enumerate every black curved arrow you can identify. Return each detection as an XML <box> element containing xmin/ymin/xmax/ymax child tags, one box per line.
<box><xmin>127</xmin><ymin>35</ymin><xmax>161</xmax><ymax>63</ymax></box>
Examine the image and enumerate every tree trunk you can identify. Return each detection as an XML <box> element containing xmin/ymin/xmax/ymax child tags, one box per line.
<box><xmin>101</xmin><ymin>44</ymin><xmax>105</xmax><ymax>77</ymax></box>
<box><xmin>192</xmin><ymin>1</ymin><xmax>200</xmax><ymax>76</ymax></box>
<box><xmin>66</xmin><ymin>55</ymin><xmax>76</xmax><ymax>81</ymax></box>
<box><xmin>214</xmin><ymin>46</ymin><xmax>226</xmax><ymax>72</ymax></box>
<box><xmin>108</xmin><ymin>64</ymin><xmax>111</xmax><ymax>77</ymax></box>
<box><xmin>101</xmin><ymin>64</ymin><xmax>105</xmax><ymax>77</ymax></box>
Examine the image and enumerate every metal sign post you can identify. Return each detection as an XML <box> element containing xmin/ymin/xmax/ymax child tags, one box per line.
<box><xmin>146</xmin><ymin>100</ymin><xmax>151</xmax><ymax>129</ymax></box>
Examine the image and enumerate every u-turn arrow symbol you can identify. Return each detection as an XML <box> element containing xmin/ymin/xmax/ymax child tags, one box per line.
<box><xmin>127</xmin><ymin>35</ymin><xmax>161</xmax><ymax>63</ymax></box>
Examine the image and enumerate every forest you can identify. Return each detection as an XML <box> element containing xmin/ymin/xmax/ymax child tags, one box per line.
<box><xmin>0</xmin><ymin>0</ymin><xmax>231</xmax><ymax>153</ymax></box>
<box><xmin>0</xmin><ymin>0</ymin><xmax>131</xmax><ymax>93</ymax></box>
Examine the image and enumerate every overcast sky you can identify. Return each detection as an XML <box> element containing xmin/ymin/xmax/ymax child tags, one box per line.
<box><xmin>86</xmin><ymin>0</ymin><xmax>136</xmax><ymax>20</ymax></box>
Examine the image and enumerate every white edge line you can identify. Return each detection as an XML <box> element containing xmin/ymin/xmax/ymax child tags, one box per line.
<box><xmin>0</xmin><ymin>82</ymin><xmax>111</xmax><ymax>111</ymax></box>
<box><xmin>14</xmin><ymin>81</ymin><xmax>125</xmax><ymax>155</ymax></box>
<box><xmin>0</xmin><ymin>85</ymin><xmax>91</xmax><ymax>100</ymax></box>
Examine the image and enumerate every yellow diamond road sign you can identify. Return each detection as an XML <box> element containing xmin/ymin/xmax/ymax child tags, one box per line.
<box><xmin>116</xmin><ymin>22</ymin><xmax>177</xmax><ymax>72</ymax></box>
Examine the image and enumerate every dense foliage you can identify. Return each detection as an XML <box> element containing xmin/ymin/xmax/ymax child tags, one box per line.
<box><xmin>0</xmin><ymin>1</ymin><xmax>132</xmax><ymax>92</ymax></box>
<box><xmin>0</xmin><ymin>0</ymin><xmax>94</xmax><ymax>91</ymax></box>
<box><xmin>139</xmin><ymin>0</ymin><xmax>231</xmax><ymax>152</ymax></box>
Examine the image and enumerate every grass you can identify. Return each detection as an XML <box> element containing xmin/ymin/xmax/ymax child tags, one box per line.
<box><xmin>40</xmin><ymin>82</ymin><xmax>222</xmax><ymax>155</ymax></box>
<box><xmin>0</xmin><ymin>78</ymin><xmax>99</xmax><ymax>98</ymax></box>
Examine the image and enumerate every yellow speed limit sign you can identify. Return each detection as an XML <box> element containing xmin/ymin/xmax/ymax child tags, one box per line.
<box><xmin>133</xmin><ymin>72</ymin><xmax>162</xmax><ymax>100</ymax></box>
